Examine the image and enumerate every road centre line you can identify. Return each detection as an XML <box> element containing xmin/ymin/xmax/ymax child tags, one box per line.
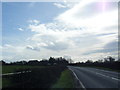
<box><xmin>74</xmin><ymin>67</ymin><xmax>120</xmax><ymax>81</ymax></box>
<box><xmin>96</xmin><ymin>72</ymin><xmax>120</xmax><ymax>81</ymax></box>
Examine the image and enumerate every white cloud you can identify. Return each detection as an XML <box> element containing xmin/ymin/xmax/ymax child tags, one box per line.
<box><xmin>3</xmin><ymin>1</ymin><xmax>118</xmax><ymax>62</ymax></box>
<box><xmin>54</xmin><ymin>3</ymin><xmax>67</xmax><ymax>8</ymax></box>
<box><xmin>26</xmin><ymin>45</ymin><xmax>40</xmax><ymax>51</ymax></box>
<box><xmin>28</xmin><ymin>19</ymin><xmax>40</xmax><ymax>25</ymax></box>
<box><xmin>27</xmin><ymin>1</ymin><xmax>118</xmax><ymax>60</ymax></box>
<box><xmin>53</xmin><ymin>1</ymin><xmax>78</xmax><ymax>8</ymax></box>
<box><xmin>18</xmin><ymin>28</ymin><xmax>24</xmax><ymax>31</ymax></box>
<box><xmin>56</xmin><ymin>2</ymin><xmax>117</xmax><ymax>30</ymax></box>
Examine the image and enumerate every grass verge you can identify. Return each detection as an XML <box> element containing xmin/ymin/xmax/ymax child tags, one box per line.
<box><xmin>52</xmin><ymin>69</ymin><xmax>74</xmax><ymax>88</ymax></box>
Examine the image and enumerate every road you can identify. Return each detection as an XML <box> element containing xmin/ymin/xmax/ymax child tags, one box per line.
<box><xmin>68</xmin><ymin>66</ymin><xmax>120</xmax><ymax>88</ymax></box>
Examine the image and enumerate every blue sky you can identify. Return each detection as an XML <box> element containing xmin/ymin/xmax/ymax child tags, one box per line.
<box><xmin>1</xmin><ymin>1</ymin><xmax>118</xmax><ymax>62</ymax></box>
<box><xmin>2</xmin><ymin>2</ymin><xmax>67</xmax><ymax>45</ymax></box>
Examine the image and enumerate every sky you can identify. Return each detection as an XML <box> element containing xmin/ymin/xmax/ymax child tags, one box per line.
<box><xmin>1</xmin><ymin>1</ymin><xmax>119</xmax><ymax>62</ymax></box>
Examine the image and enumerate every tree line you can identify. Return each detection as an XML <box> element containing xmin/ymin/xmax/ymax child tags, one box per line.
<box><xmin>1</xmin><ymin>56</ymin><xmax>120</xmax><ymax>70</ymax></box>
<box><xmin>1</xmin><ymin>57</ymin><xmax>69</xmax><ymax>66</ymax></box>
<box><xmin>70</xmin><ymin>56</ymin><xmax>120</xmax><ymax>70</ymax></box>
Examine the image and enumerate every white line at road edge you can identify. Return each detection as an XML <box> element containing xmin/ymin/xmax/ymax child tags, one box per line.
<box><xmin>69</xmin><ymin>68</ymin><xmax>86</xmax><ymax>90</ymax></box>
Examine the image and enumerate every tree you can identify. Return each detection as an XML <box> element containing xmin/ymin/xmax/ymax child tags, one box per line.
<box><xmin>28</xmin><ymin>60</ymin><xmax>39</xmax><ymax>65</ymax></box>
<box><xmin>107</xmin><ymin>56</ymin><xmax>115</xmax><ymax>62</ymax></box>
<box><xmin>104</xmin><ymin>56</ymin><xmax>115</xmax><ymax>63</ymax></box>
<box><xmin>0</xmin><ymin>60</ymin><xmax>6</xmax><ymax>65</ymax></box>
<box><xmin>85</xmin><ymin>60</ymin><xmax>93</xmax><ymax>63</ymax></box>
<box><xmin>49</xmin><ymin>57</ymin><xmax>56</xmax><ymax>65</ymax></box>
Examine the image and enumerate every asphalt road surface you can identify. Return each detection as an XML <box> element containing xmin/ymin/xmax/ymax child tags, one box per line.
<box><xmin>68</xmin><ymin>66</ymin><xmax>120</xmax><ymax>88</ymax></box>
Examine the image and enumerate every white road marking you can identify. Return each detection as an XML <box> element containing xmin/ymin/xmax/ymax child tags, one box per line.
<box><xmin>92</xmin><ymin>68</ymin><xmax>118</xmax><ymax>74</ymax></box>
<box><xmin>70</xmin><ymin>66</ymin><xmax>120</xmax><ymax>82</ymax></box>
<box><xmin>69</xmin><ymin>68</ymin><xmax>86</xmax><ymax>90</ymax></box>
<box><xmin>96</xmin><ymin>72</ymin><xmax>120</xmax><ymax>81</ymax></box>
<box><xmin>111</xmin><ymin>77</ymin><xmax>120</xmax><ymax>81</ymax></box>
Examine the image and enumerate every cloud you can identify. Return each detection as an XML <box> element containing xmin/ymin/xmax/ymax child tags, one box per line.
<box><xmin>56</xmin><ymin>1</ymin><xmax>117</xmax><ymax>31</ymax></box>
<box><xmin>42</xmin><ymin>41</ymin><xmax>69</xmax><ymax>51</ymax></box>
<box><xmin>53</xmin><ymin>1</ymin><xmax>77</xmax><ymax>8</ymax></box>
<box><xmin>18</xmin><ymin>28</ymin><xmax>24</xmax><ymax>31</ymax></box>
<box><xmin>28</xmin><ymin>19</ymin><xmax>40</xmax><ymax>25</ymax></box>
<box><xmin>54</xmin><ymin>3</ymin><xmax>67</xmax><ymax>8</ymax></box>
<box><xmin>3</xmin><ymin>1</ymin><xmax>118</xmax><ymax>62</ymax></box>
<box><xmin>26</xmin><ymin>45</ymin><xmax>40</xmax><ymax>51</ymax></box>
<box><xmin>27</xmin><ymin>1</ymin><xmax>118</xmax><ymax>60</ymax></box>
<box><xmin>83</xmin><ymin>40</ymin><xmax>118</xmax><ymax>55</ymax></box>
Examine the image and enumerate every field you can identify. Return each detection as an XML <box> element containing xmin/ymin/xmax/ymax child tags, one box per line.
<box><xmin>2</xmin><ymin>65</ymin><xmax>46</xmax><ymax>74</ymax></box>
<box><xmin>2</xmin><ymin>65</ymin><xmax>46</xmax><ymax>88</ymax></box>
<box><xmin>2</xmin><ymin>65</ymin><xmax>67</xmax><ymax>88</ymax></box>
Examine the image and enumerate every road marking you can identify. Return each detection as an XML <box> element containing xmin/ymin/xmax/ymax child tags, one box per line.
<box><xmin>96</xmin><ymin>72</ymin><xmax>120</xmax><ymax>81</ymax></box>
<box><xmin>69</xmin><ymin>68</ymin><xmax>86</xmax><ymax>90</ymax></box>
<box><xmin>93</xmin><ymin>68</ymin><xmax>118</xmax><ymax>74</ymax></box>
<box><xmin>76</xmin><ymin>67</ymin><xmax>120</xmax><ymax>81</ymax></box>
<box><xmin>73</xmin><ymin>66</ymin><xmax>120</xmax><ymax>82</ymax></box>
<box><xmin>111</xmin><ymin>77</ymin><xmax>120</xmax><ymax>81</ymax></box>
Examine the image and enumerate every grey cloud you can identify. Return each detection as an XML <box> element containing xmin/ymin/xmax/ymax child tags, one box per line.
<box><xmin>83</xmin><ymin>40</ymin><xmax>118</xmax><ymax>55</ymax></box>
<box><xmin>42</xmin><ymin>41</ymin><xmax>68</xmax><ymax>51</ymax></box>
<box><xmin>103</xmin><ymin>25</ymin><xmax>118</xmax><ymax>31</ymax></box>
<box><xmin>69</xmin><ymin>35</ymin><xmax>100</xmax><ymax>48</ymax></box>
<box><xmin>96</xmin><ymin>33</ymin><xmax>116</xmax><ymax>36</ymax></box>
<box><xmin>104</xmin><ymin>41</ymin><xmax>118</xmax><ymax>49</ymax></box>
<box><xmin>34</xmin><ymin>34</ymin><xmax>69</xmax><ymax>51</ymax></box>
<box><xmin>26</xmin><ymin>45</ymin><xmax>40</xmax><ymax>52</ymax></box>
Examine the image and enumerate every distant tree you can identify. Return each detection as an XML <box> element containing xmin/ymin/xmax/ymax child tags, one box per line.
<box><xmin>104</xmin><ymin>57</ymin><xmax>110</xmax><ymax>63</ymax></box>
<box><xmin>104</xmin><ymin>56</ymin><xmax>115</xmax><ymax>63</ymax></box>
<box><xmin>85</xmin><ymin>60</ymin><xmax>93</xmax><ymax>63</ymax></box>
<box><xmin>14</xmin><ymin>61</ymin><xmax>27</xmax><ymax>65</ymax></box>
<box><xmin>21</xmin><ymin>61</ymin><xmax>27</xmax><ymax>65</ymax></box>
<box><xmin>97</xmin><ymin>59</ymin><xmax>103</xmax><ymax>63</ymax></box>
<box><xmin>0</xmin><ymin>60</ymin><xmax>6</xmax><ymax>65</ymax></box>
<box><xmin>107</xmin><ymin>56</ymin><xmax>115</xmax><ymax>62</ymax></box>
<box><xmin>40</xmin><ymin>59</ymin><xmax>49</xmax><ymax>66</ymax></box>
<box><xmin>49</xmin><ymin>57</ymin><xmax>56</xmax><ymax>65</ymax></box>
<box><xmin>118</xmin><ymin>58</ymin><xmax>120</xmax><ymax>62</ymax></box>
<box><xmin>28</xmin><ymin>60</ymin><xmax>39</xmax><ymax>65</ymax></box>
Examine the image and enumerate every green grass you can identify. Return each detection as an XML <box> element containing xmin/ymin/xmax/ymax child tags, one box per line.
<box><xmin>2</xmin><ymin>65</ymin><xmax>46</xmax><ymax>74</ymax></box>
<box><xmin>2</xmin><ymin>65</ymin><xmax>46</xmax><ymax>88</ymax></box>
<box><xmin>2</xmin><ymin>66</ymin><xmax>66</xmax><ymax>88</ymax></box>
<box><xmin>2</xmin><ymin>78</ymin><xmax>11</xmax><ymax>88</ymax></box>
<box><xmin>52</xmin><ymin>69</ymin><xmax>74</xmax><ymax>88</ymax></box>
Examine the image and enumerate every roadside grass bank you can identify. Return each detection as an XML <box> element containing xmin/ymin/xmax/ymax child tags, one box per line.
<box><xmin>51</xmin><ymin>69</ymin><xmax>74</xmax><ymax>88</ymax></box>
<box><xmin>2</xmin><ymin>65</ymin><xmax>66</xmax><ymax>88</ymax></box>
